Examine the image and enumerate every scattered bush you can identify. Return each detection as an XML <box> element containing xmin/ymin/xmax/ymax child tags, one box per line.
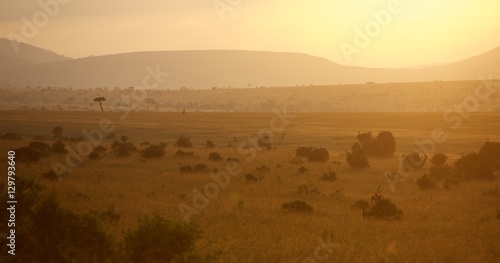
<box><xmin>142</xmin><ymin>144</ymin><xmax>166</xmax><ymax>159</ymax></box>
<box><xmin>206</xmin><ymin>140</ymin><xmax>215</xmax><ymax>148</ymax></box>
<box><xmin>29</xmin><ymin>141</ymin><xmax>51</xmax><ymax>155</ymax></box>
<box><xmin>179</xmin><ymin>163</ymin><xmax>208</xmax><ymax>173</ymax></box>
<box><xmin>296</xmin><ymin>147</ymin><xmax>329</xmax><ymax>162</ymax></box>
<box><xmin>321</xmin><ymin>171</ymin><xmax>337</xmax><ymax>181</ymax></box>
<box><xmin>363</xmin><ymin>199</ymin><xmax>402</xmax><ymax>220</ymax></box>
<box><xmin>298</xmin><ymin>166</ymin><xmax>308</xmax><ymax>174</ymax></box>
<box><xmin>175</xmin><ymin>136</ymin><xmax>193</xmax><ymax>147</ymax></box>
<box><xmin>351</xmin><ymin>200</ymin><xmax>370</xmax><ymax>210</ymax></box>
<box><xmin>430</xmin><ymin>153</ymin><xmax>448</xmax><ymax>167</ymax></box>
<box><xmin>88</xmin><ymin>150</ymin><xmax>101</xmax><ymax>161</ymax></box>
<box><xmin>356</xmin><ymin>131</ymin><xmax>396</xmax><ymax>157</ymax></box>
<box><xmin>255</xmin><ymin>165</ymin><xmax>270</xmax><ymax>173</ymax></box>
<box><xmin>307</xmin><ymin>148</ymin><xmax>329</xmax><ymax>162</ymax></box>
<box><xmin>257</xmin><ymin>134</ymin><xmax>272</xmax><ymax>150</ymax></box>
<box><xmin>124</xmin><ymin>215</ymin><xmax>217</xmax><ymax>263</ymax></box>
<box><xmin>1</xmin><ymin>132</ymin><xmax>22</xmax><ymax>140</ymax></box>
<box><xmin>175</xmin><ymin>150</ymin><xmax>199</xmax><ymax>158</ymax></box>
<box><xmin>111</xmin><ymin>136</ymin><xmax>136</xmax><ymax>157</ymax></box>
<box><xmin>52</xmin><ymin>126</ymin><xmax>63</xmax><ymax>138</ymax></box>
<box><xmin>346</xmin><ymin>143</ymin><xmax>370</xmax><ymax>169</ymax></box>
<box><xmin>416</xmin><ymin>174</ymin><xmax>437</xmax><ymax>190</ymax></box>
<box><xmin>281</xmin><ymin>200</ymin><xmax>314</xmax><ymax>213</ymax></box>
<box><xmin>208</xmin><ymin>152</ymin><xmax>223</xmax><ymax>161</ymax></box>
<box><xmin>245</xmin><ymin>173</ymin><xmax>263</xmax><ymax>182</ymax></box>
<box><xmin>402</xmin><ymin>151</ymin><xmax>428</xmax><ymax>171</ymax></box>
<box><xmin>297</xmin><ymin>182</ymin><xmax>320</xmax><ymax>195</ymax></box>
<box><xmin>51</xmin><ymin>140</ymin><xmax>68</xmax><ymax>154</ymax></box>
<box><xmin>455</xmin><ymin>153</ymin><xmax>495</xmax><ymax>180</ymax></box>
<box><xmin>14</xmin><ymin>146</ymin><xmax>41</xmax><ymax>162</ymax></box>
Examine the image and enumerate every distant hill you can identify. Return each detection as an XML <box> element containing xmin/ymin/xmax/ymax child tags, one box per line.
<box><xmin>0</xmin><ymin>38</ymin><xmax>70</xmax><ymax>68</ymax></box>
<box><xmin>0</xmin><ymin>44</ymin><xmax>498</xmax><ymax>88</ymax></box>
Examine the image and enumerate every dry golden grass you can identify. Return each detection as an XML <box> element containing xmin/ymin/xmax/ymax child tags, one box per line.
<box><xmin>1</xmin><ymin>111</ymin><xmax>500</xmax><ymax>262</ymax></box>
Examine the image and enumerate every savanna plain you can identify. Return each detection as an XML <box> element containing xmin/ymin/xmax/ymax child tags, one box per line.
<box><xmin>1</xmin><ymin>110</ymin><xmax>500</xmax><ymax>263</ymax></box>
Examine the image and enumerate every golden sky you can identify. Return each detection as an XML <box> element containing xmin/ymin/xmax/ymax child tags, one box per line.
<box><xmin>1</xmin><ymin>0</ymin><xmax>499</xmax><ymax>68</ymax></box>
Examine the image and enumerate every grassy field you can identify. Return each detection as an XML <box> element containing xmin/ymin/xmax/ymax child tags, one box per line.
<box><xmin>1</xmin><ymin>110</ymin><xmax>500</xmax><ymax>262</ymax></box>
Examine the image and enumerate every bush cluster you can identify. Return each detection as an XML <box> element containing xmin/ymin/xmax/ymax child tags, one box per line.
<box><xmin>356</xmin><ymin>131</ymin><xmax>396</xmax><ymax>157</ymax></box>
<box><xmin>295</xmin><ymin>146</ymin><xmax>329</xmax><ymax>162</ymax></box>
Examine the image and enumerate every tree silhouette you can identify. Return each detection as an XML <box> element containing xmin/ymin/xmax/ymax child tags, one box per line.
<box><xmin>93</xmin><ymin>97</ymin><xmax>106</xmax><ymax>112</ymax></box>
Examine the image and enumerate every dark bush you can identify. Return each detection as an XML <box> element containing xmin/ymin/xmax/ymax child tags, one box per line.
<box><xmin>142</xmin><ymin>144</ymin><xmax>166</xmax><ymax>159</ymax></box>
<box><xmin>245</xmin><ymin>173</ymin><xmax>262</xmax><ymax>182</ymax></box>
<box><xmin>208</xmin><ymin>152</ymin><xmax>223</xmax><ymax>161</ymax></box>
<box><xmin>206</xmin><ymin>140</ymin><xmax>215</xmax><ymax>148</ymax></box>
<box><xmin>298</xmin><ymin>166</ymin><xmax>308</xmax><ymax>174</ymax></box>
<box><xmin>416</xmin><ymin>174</ymin><xmax>437</xmax><ymax>190</ymax></box>
<box><xmin>455</xmin><ymin>153</ymin><xmax>495</xmax><ymax>180</ymax></box>
<box><xmin>51</xmin><ymin>140</ymin><xmax>68</xmax><ymax>154</ymax></box>
<box><xmin>175</xmin><ymin>150</ymin><xmax>198</xmax><ymax>158</ymax></box>
<box><xmin>52</xmin><ymin>126</ymin><xmax>63</xmax><ymax>138</ymax></box>
<box><xmin>175</xmin><ymin>136</ymin><xmax>193</xmax><ymax>147</ymax></box>
<box><xmin>403</xmin><ymin>151</ymin><xmax>428</xmax><ymax>170</ymax></box>
<box><xmin>296</xmin><ymin>146</ymin><xmax>314</xmax><ymax>157</ymax></box>
<box><xmin>479</xmin><ymin>141</ymin><xmax>500</xmax><ymax>169</ymax></box>
<box><xmin>281</xmin><ymin>200</ymin><xmax>314</xmax><ymax>213</ymax></box>
<box><xmin>111</xmin><ymin>136</ymin><xmax>136</xmax><ymax>157</ymax></box>
<box><xmin>255</xmin><ymin>165</ymin><xmax>270</xmax><ymax>173</ymax></box>
<box><xmin>320</xmin><ymin>171</ymin><xmax>337</xmax><ymax>181</ymax></box>
<box><xmin>94</xmin><ymin>146</ymin><xmax>107</xmax><ymax>153</ymax></box>
<box><xmin>1</xmin><ymin>132</ymin><xmax>22</xmax><ymax>140</ymax></box>
<box><xmin>29</xmin><ymin>141</ymin><xmax>51</xmax><ymax>155</ymax></box>
<box><xmin>24</xmin><ymin>197</ymin><xmax>115</xmax><ymax>262</ymax></box>
<box><xmin>346</xmin><ymin>143</ymin><xmax>370</xmax><ymax>169</ymax></box>
<box><xmin>430</xmin><ymin>153</ymin><xmax>448</xmax><ymax>167</ymax></box>
<box><xmin>363</xmin><ymin>199</ymin><xmax>402</xmax><ymax>220</ymax></box>
<box><xmin>307</xmin><ymin>148</ymin><xmax>329</xmax><ymax>162</ymax></box>
<box><xmin>351</xmin><ymin>200</ymin><xmax>370</xmax><ymax>210</ymax></box>
<box><xmin>193</xmin><ymin>164</ymin><xmax>208</xmax><ymax>173</ymax></box>
<box><xmin>356</xmin><ymin>131</ymin><xmax>396</xmax><ymax>157</ymax></box>
<box><xmin>88</xmin><ymin>150</ymin><xmax>101</xmax><ymax>161</ymax></box>
<box><xmin>15</xmin><ymin>146</ymin><xmax>41</xmax><ymax>162</ymax></box>
<box><xmin>124</xmin><ymin>215</ymin><xmax>216</xmax><ymax>263</ymax></box>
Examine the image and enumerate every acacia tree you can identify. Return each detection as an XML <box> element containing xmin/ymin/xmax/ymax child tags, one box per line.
<box><xmin>93</xmin><ymin>97</ymin><xmax>106</xmax><ymax>112</ymax></box>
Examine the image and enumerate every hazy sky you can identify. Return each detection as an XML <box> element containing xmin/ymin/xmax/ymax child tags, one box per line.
<box><xmin>1</xmin><ymin>0</ymin><xmax>499</xmax><ymax>68</ymax></box>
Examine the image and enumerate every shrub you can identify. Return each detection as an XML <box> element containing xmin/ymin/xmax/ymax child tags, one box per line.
<box><xmin>351</xmin><ymin>200</ymin><xmax>370</xmax><ymax>210</ymax></box>
<box><xmin>281</xmin><ymin>200</ymin><xmax>314</xmax><ymax>213</ymax></box>
<box><xmin>142</xmin><ymin>144</ymin><xmax>166</xmax><ymax>159</ymax></box>
<box><xmin>479</xmin><ymin>141</ymin><xmax>500</xmax><ymax>169</ymax></box>
<box><xmin>363</xmin><ymin>199</ymin><xmax>402</xmax><ymax>220</ymax></box>
<box><xmin>52</xmin><ymin>126</ymin><xmax>63</xmax><ymax>138</ymax></box>
<box><xmin>124</xmin><ymin>215</ymin><xmax>217</xmax><ymax>263</ymax></box>
<box><xmin>42</xmin><ymin>169</ymin><xmax>59</xmax><ymax>180</ymax></box>
<box><xmin>1</xmin><ymin>132</ymin><xmax>22</xmax><ymax>140</ymax></box>
<box><xmin>29</xmin><ymin>141</ymin><xmax>51</xmax><ymax>155</ymax></box>
<box><xmin>402</xmin><ymin>151</ymin><xmax>428</xmax><ymax>170</ymax></box>
<box><xmin>416</xmin><ymin>174</ymin><xmax>437</xmax><ymax>190</ymax></box>
<box><xmin>356</xmin><ymin>131</ymin><xmax>396</xmax><ymax>156</ymax></box>
<box><xmin>255</xmin><ymin>165</ymin><xmax>270</xmax><ymax>173</ymax></box>
<box><xmin>51</xmin><ymin>141</ymin><xmax>68</xmax><ymax>154</ymax></box>
<box><xmin>175</xmin><ymin>136</ymin><xmax>193</xmax><ymax>147</ymax></box>
<box><xmin>22</xmin><ymin>197</ymin><xmax>115</xmax><ymax>262</ymax></box>
<box><xmin>208</xmin><ymin>152</ymin><xmax>223</xmax><ymax>161</ymax></box>
<box><xmin>455</xmin><ymin>153</ymin><xmax>494</xmax><ymax>180</ymax></box>
<box><xmin>15</xmin><ymin>146</ymin><xmax>41</xmax><ymax>162</ymax></box>
<box><xmin>346</xmin><ymin>143</ymin><xmax>370</xmax><ymax>169</ymax></box>
<box><xmin>94</xmin><ymin>146</ymin><xmax>107</xmax><ymax>153</ymax></box>
<box><xmin>307</xmin><ymin>148</ymin><xmax>329</xmax><ymax>162</ymax></box>
<box><xmin>245</xmin><ymin>173</ymin><xmax>262</xmax><ymax>182</ymax></box>
<box><xmin>88</xmin><ymin>150</ymin><xmax>101</xmax><ymax>161</ymax></box>
<box><xmin>111</xmin><ymin>136</ymin><xmax>136</xmax><ymax>157</ymax></box>
<box><xmin>430</xmin><ymin>153</ymin><xmax>448</xmax><ymax>167</ymax></box>
<box><xmin>193</xmin><ymin>164</ymin><xmax>209</xmax><ymax>173</ymax></box>
<box><xmin>298</xmin><ymin>166</ymin><xmax>308</xmax><ymax>174</ymax></box>
<box><xmin>175</xmin><ymin>150</ymin><xmax>198</xmax><ymax>158</ymax></box>
<box><xmin>257</xmin><ymin>134</ymin><xmax>272</xmax><ymax>150</ymax></box>
<box><xmin>320</xmin><ymin>171</ymin><xmax>337</xmax><ymax>181</ymax></box>
<box><xmin>206</xmin><ymin>140</ymin><xmax>215</xmax><ymax>148</ymax></box>
<box><xmin>297</xmin><ymin>182</ymin><xmax>320</xmax><ymax>195</ymax></box>
<box><xmin>296</xmin><ymin>146</ymin><xmax>313</xmax><ymax>157</ymax></box>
